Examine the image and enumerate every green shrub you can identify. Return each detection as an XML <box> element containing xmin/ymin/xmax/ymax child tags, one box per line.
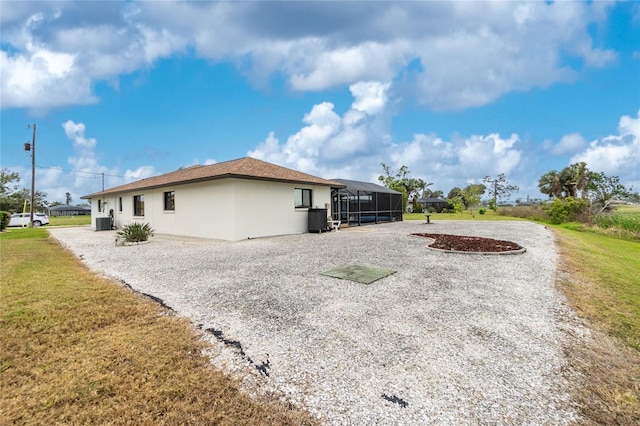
<box><xmin>479</xmin><ymin>209</ymin><xmax>486</xmax><ymax>215</ymax></box>
<box><xmin>543</xmin><ymin>197</ymin><xmax>590</xmax><ymax>224</ymax></box>
<box><xmin>117</xmin><ymin>222</ymin><xmax>154</xmax><ymax>243</ymax></box>
<box><xmin>427</xmin><ymin>206</ymin><xmax>435</xmax><ymax>213</ymax></box>
<box><xmin>0</xmin><ymin>211</ymin><xmax>10</xmax><ymax>231</ymax></box>
<box><xmin>414</xmin><ymin>203</ymin><xmax>423</xmax><ymax>213</ymax></box>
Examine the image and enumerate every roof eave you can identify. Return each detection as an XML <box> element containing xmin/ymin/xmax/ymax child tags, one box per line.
<box><xmin>82</xmin><ymin>174</ymin><xmax>344</xmax><ymax>199</ymax></box>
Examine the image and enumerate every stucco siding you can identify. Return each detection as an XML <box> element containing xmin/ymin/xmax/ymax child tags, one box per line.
<box><xmin>88</xmin><ymin>178</ymin><xmax>333</xmax><ymax>241</ymax></box>
<box><xmin>231</xmin><ymin>180</ymin><xmax>331</xmax><ymax>240</ymax></box>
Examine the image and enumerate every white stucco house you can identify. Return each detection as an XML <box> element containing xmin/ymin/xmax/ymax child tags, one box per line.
<box><xmin>81</xmin><ymin>157</ymin><xmax>344</xmax><ymax>241</ymax></box>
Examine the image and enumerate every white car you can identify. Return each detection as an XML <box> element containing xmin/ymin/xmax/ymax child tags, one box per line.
<box><xmin>8</xmin><ymin>212</ymin><xmax>50</xmax><ymax>227</ymax></box>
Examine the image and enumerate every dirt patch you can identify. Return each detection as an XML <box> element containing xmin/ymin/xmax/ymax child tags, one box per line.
<box><xmin>411</xmin><ymin>233</ymin><xmax>524</xmax><ymax>253</ymax></box>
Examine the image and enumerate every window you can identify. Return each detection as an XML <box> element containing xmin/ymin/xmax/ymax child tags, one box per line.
<box><xmin>164</xmin><ymin>191</ymin><xmax>175</xmax><ymax>211</ymax></box>
<box><xmin>294</xmin><ymin>188</ymin><xmax>312</xmax><ymax>208</ymax></box>
<box><xmin>133</xmin><ymin>195</ymin><xmax>144</xmax><ymax>216</ymax></box>
<box><xmin>97</xmin><ymin>199</ymin><xmax>102</xmax><ymax>213</ymax></box>
<box><xmin>118</xmin><ymin>197</ymin><xmax>123</xmax><ymax>212</ymax></box>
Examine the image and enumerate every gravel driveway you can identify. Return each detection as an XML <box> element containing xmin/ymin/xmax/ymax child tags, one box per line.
<box><xmin>50</xmin><ymin>220</ymin><xmax>584</xmax><ymax>425</ymax></box>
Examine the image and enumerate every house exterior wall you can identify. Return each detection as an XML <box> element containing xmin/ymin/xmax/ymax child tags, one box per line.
<box><xmin>231</xmin><ymin>179</ymin><xmax>331</xmax><ymax>240</ymax></box>
<box><xmin>88</xmin><ymin>178</ymin><xmax>332</xmax><ymax>241</ymax></box>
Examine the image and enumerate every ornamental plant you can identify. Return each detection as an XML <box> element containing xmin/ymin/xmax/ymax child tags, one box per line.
<box><xmin>0</xmin><ymin>211</ymin><xmax>10</xmax><ymax>231</ymax></box>
<box><xmin>117</xmin><ymin>222</ymin><xmax>154</xmax><ymax>243</ymax></box>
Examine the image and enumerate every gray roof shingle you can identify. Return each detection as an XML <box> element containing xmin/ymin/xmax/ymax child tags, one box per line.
<box><xmin>82</xmin><ymin>157</ymin><xmax>343</xmax><ymax>199</ymax></box>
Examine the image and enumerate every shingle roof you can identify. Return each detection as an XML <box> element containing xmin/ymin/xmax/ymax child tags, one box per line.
<box><xmin>82</xmin><ymin>157</ymin><xmax>344</xmax><ymax>199</ymax></box>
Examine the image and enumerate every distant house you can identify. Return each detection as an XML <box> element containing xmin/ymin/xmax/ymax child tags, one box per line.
<box><xmin>48</xmin><ymin>205</ymin><xmax>92</xmax><ymax>217</ymax></box>
<box><xmin>330</xmin><ymin>179</ymin><xmax>403</xmax><ymax>225</ymax></box>
<box><xmin>81</xmin><ymin>157</ymin><xmax>344</xmax><ymax>241</ymax></box>
<box><xmin>417</xmin><ymin>197</ymin><xmax>449</xmax><ymax>213</ymax></box>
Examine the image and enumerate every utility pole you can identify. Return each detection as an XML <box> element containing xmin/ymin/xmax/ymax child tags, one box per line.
<box><xmin>28</xmin><ymin>124</ymin><xmax>36</xmax><ymax>227</ymax></box>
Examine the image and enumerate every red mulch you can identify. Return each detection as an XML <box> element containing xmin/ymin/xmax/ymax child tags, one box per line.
<box><xmin>411</xmin><ymin>233</ymin><xmax>524</xmax><ymax>252</ymax></box>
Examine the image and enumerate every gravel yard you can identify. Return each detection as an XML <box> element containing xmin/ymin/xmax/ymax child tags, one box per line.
<box><xmin>50</xmin><ymin>220</ymin><xmax>586</xmax><ymax>425</ymax></box>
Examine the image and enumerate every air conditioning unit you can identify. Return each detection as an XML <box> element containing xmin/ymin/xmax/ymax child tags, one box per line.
<box><xmin>95</xmin><ymin>217</ymin><xmax>112</xmax><ymax>231</ymax></box>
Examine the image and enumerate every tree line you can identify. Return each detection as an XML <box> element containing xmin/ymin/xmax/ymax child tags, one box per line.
<box><xmin>0</xmin><ymin>169</ymin><xmax>81</xmax><ymax>213</ymax></box>
<box><xmin>379</xmin><ymin>162</ymin><xmax>636</xmax><ymax>217</ymax></box>
<box><xmin>378</xmin><ymin>163</ymin><xmax>519</xmax><ymax>213</ymax></box>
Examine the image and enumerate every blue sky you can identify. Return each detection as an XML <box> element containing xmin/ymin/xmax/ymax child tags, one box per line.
<box><xmin>1</xmin><ymin>0</ymin><xmax>638</xmax><ymax>204</ymax></box>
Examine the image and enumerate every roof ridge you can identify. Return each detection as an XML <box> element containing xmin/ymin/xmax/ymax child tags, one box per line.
<box><xmin>82</xmin><ymin>157</ymin><xmax>342</xmax><ymax>199</ymax></box>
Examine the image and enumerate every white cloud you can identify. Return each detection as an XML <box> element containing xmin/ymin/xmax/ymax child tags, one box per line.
<box><xmin>0</xmin><ymin>1</ymin><xmax>619</xmax><ymax>112</ymax></box>
<box><xmin>458</xmin><ymin>134</ymin><xmax>521</xmax><ymax>176</ymax></box>
<box><xmin>0</xmin><ymin>48</ymin><xmax>95</xmax><ymax>110</ymax></box>
<box><xmin>124</xmin><ymin>165</ymin><xmax>156</xmax><ymax>180</ymax></box>
<box><xmin>250</xmin><ymin>83</ymin><xmax>524</xmax><ymax>195</ymax></box>
<box><xmin>548</xmin><ymin>132</ymin><xmax>587</xmax><ymax>155</ymax></box>
<box><xmin>350</xmin><ymin>81</ymin><xmax>390</xmax><ymax>115</ymax></box>
<box><xmin>58</xmin><ymin>120</ymin><xmax>156</xmax><ymax>199</ymax></box>
<box><xmin>570</xmin><ymin>110</ymin><xmax>640</xmax><ymax>178</ymax></box>
<box><xmin>250</xmin><ymin>80</ymin><xmax>392</xmax><ymax>174</ymax></box>
<box><xmin>289</xmin><ymin>41</ymin><xmax>409</xmax><ymax>91</ymax></box>
<box><xmin>63</xmin><ymin>120</ymin><xmax>96</xmax><ymax>149</ymax></box>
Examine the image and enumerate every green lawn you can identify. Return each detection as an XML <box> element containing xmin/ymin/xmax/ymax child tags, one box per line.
<box><xmin>49</xmin><ymin>215</ymin><xmax>91</xmax><ymax>226</ymax></box>
<box><xmin>0</xmin><ymin>229</ymin><xmax>317</xmax><ymax>425</ymax></box>
<box><xmin>404</xmin><ymin>210</ymin><xmax>525</xmax><ymax>221</ymax></box>
<box><xmin>2</xmin><ymin>212</ymin><xmax>637</xmax><ymax>423</ymax></box>
<box><xmin>554</xmin><ymin>225</ymin><xmax>640</xmax><ymax>350</ymax></box>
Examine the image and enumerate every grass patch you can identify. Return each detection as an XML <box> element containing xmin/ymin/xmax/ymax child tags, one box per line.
<box><xmin>0</xmin><ymin>232</ymin><xmax>318</xmax><ymax>425</ymax></box>
<box><xmin>554</xmin><ymin>225</ymin><xmax>640</xmax><ymax>350</ymax></box>
<box><xmin>592</xmin><ymin>213</ymin><xmax>640</xmax><ymax>241</ymax></box>
<box><xmin>404</xmin><ymin>210</ymin><xmax>525</xmax><ymax>221</ymax></box>
<box><xmin>0</xmin><ymin>227</ymin><xmax>49</xmax><ymax>240</ymax></box>
<box><xmin>49</xmin><ymin>215</ymin><xmax>91</xmax><ymax>227</ymax></box>
<box><xmin>554</xmin><ymin>226</ymin><xmax>640</xmax><ymax>423</ymax></box>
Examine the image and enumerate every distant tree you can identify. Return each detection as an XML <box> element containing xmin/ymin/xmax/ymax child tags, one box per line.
<box><xmin>379</xmin><ymin>163</ymin><xmax>432</xmax><ymax>210</ymax></box>
<box><xmin>449</xmin><ymin>196</ymin><xmax>464</xmax><ymax>213</ymax></box>
<box><xmin>587</xmin><ymin>172</ymin><xmax>632</xmax><ymax>214</ymax></box>
<box><xmin>0</xmin><ymin>169</ymin><xmax>50</xmax><ymax>212</ymax></box>
<box><xmin>431</xmin><ymin>189</ymin><xmax>444</xmax><ymax>199</ymax></box>
<box><xmin>447</xmin><ymin>187</ymin><xmax>462</xmax><ymax>200</ymax></box>
<box><xmin>65</xmin><ymin>192</ymin><xmax>72</xmax><ymax>205</ymax></box>
<box><xmin>539</xmin><ymin>162</ymin><xmax>591</xmax><ymax>199</ymax></box>
<box><xmin>3</xmin><ymin>189</ymin><xmax>49</xmax><ymax>212</ymax></box>
<box><xmin>49</xmin><ymin>201</ymin><xmax>63</xmax><ymax>208</ymax></box>
<box><xmin>1</xmin><ymin>169</ymin><xmax>20</xmax><ymax>197</ymax></box>
<box><xmin>461</xmin><ymin>184</ymin><xmax>486</xmax><ymax>215</ymax></box>
<box><xmin>0</xmin><ymin>169</ymin><xmax>21</xmax><ymax>211</ymax></box>
<box><xmin>483</xmin><ymin>174</ymin><xmax>519</xmax><ymax>209</ymax></box>
<box><xmin>538</xmin><ymin>170</ymin><xmax>564</xmax><ymax>199</ymax></box>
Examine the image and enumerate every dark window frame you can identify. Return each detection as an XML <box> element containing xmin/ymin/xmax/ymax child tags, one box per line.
<box><xmin>133</xmin><ymin>194</ymin><xmax>144</xmax><ymax>216</ymax></box>
<box><xmin>118</xmin><ymin>197</ymin><xmax>123</xmax><ymax>212</ymax></box>
<box><xmin>294</xmin><ymin>188</ymin><xmax>312</xmax><ymax>208</ymax></box>
<box><xmin>163</xmin><ymin>191</ymin><xmax>175</xmax><ymax>211</ymax></box>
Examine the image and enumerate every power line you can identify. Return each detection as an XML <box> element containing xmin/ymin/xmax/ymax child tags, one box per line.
<box><xmin>3</xmin><ymin>163</ymin><xmax>128</xmax><ymax>179</ymax></box>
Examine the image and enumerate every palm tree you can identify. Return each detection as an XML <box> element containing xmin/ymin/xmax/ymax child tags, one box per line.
<box><xmin>572</xmin><ymin>162</ymin><xmax>589</xmax><ymax>199</ymax></box>
<box><xmin>538</xmin><ymin>170</ymin><xmax>564</xmax><ymax>199</ymax></box>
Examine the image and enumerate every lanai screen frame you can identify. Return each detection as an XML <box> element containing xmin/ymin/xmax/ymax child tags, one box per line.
<box><xmin>331</xmin><ymin>179</ymin><xmax>403</xmax><ymax>226</ymax></box>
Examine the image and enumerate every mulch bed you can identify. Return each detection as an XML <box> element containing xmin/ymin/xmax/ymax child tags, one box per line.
<box><xmin>411</xmin><ymin>233</ymin><xmax>524</xmax><ymax>253</ymax></box>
